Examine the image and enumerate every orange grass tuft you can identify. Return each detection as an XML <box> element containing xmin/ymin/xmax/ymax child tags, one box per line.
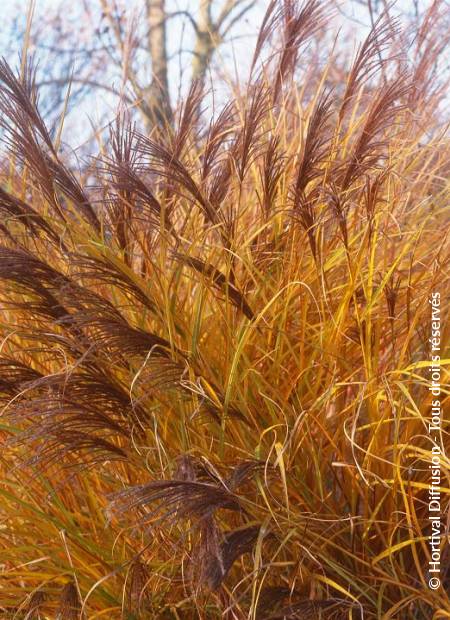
<box><xmin>0</xmin><ymin>1</ymin><xmax>449</xmax><ymax>618</ymax></box>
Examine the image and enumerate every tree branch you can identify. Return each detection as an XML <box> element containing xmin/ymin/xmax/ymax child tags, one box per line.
<box><xmin>221</xmin><ymin>0</ymin><xmax>258</xmax><ymax>38</ymax></box>
<box><xmin>37</xmin><ymin>77</ymin><xmax>134</xmax><ymax>104</ymax></box>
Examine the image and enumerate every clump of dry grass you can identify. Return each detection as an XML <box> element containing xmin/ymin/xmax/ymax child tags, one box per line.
<box><xmin>0</xmin><ymin>1</ymin><xmax>449</xmax><ymax>618</ymax></box>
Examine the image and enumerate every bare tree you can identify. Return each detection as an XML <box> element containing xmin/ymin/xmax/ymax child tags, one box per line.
<box><xmin>146</xmin><ymin>0</ymin><xmax>172</xmax><ymax>126</ymax></box>
<box><xmin>9</xmin><ymin>0</ymin><xmax>260</xmax><ymax>134</ymax></box>
<box><xmin>6</xmin><ymin>0</ymin><xmax>445</xmax><ymax>141</ymax></box>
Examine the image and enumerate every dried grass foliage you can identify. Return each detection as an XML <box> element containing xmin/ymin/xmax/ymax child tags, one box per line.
<box><xmin>0</xmin><ymin>1</ymin><xmax>449</xmax><ymax>618</ymax></box>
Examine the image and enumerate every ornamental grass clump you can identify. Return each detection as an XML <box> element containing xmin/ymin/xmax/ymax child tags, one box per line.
<box><xmin>0</xmin><ymin>1</ymin><xmax>449</xmax><ymax>618</ymax></box>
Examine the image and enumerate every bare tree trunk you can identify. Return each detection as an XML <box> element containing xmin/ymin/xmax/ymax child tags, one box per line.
<box><xmin>191</xmin><ymin>0</ymin><xmax>220</xmax><ymax>87</ymax></box>
<box><xmin>191</xmin><ymin>0</ymin><xmax>256</xmax><ymax>88</ymax></box>
<box><xmin>101</xmin><ymin>0</ymin><xmax>256</xmax><ymax>131</ymax></box>
<box><xmin>144</xmin><ymin>0</ymin><xmax>172</xmax><ymax>130</ymax></box>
